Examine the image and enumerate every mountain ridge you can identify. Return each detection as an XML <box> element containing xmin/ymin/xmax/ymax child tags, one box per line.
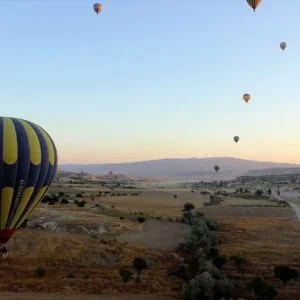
<box><xmin>59</xmin><ymin>157</ymin><xmax>300</xmax><ymax>180</ymax></box>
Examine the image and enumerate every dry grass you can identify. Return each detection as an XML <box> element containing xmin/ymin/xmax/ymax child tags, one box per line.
<box><xmin>93</xmin><ymin>190</ymin><xmax>209</xmax><ymax>217</ymax></box>
<box><xmin>1</xmin><ymin>230</ymin><xmax>182</xmax><ymax>297</ymax></box>
<box><xmin>218</xmin><ymin>217</ymin><xmax>300</xmax><ymax>300</ymax></box>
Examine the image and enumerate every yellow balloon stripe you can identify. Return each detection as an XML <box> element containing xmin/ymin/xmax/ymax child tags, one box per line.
<box><xmin>3</xmin><ymin>118</ymin><xmax>17</xmax><ymax>165</ymax></box>
<box><xmin>16</xmin><ymin>186</ymin><xmax>47</xmax><ymax>228</ymax></box>
<box><xmin>36</xmin><ymin>125</ymin><xmax>55</xmax><ymax>166</ymax></box>
<box><xmin>19</xmin><ymin>120</ymin><xmax>41</xmax><ymax>166</ymax></box>
<box><xmin>9</xmin><ymin>187</ymin><xmax>34</xmax><ymax>229</ymax></box>
<box><xmin>1</xmin><ymin>188</ymin><xmax>14</xmax><ymax>229</ymax></box>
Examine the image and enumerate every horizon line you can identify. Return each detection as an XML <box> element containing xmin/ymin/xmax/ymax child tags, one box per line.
<box><xmin>58</xmin><ymin>156</ymin><xmax>300</xmax><ymax>166</ymax></box>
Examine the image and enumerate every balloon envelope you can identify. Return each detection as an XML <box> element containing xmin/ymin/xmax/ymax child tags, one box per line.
<box><xmin>0</xmin><ymin>117</ymin><xmax>57</xmax><ymax>244</ymax></box>
<box><xmin>234</xmin><ymin>136</ymin><xmax>239</xmax><ymax>143</ymax></box>
<box><xmin>246</xmin><ymin>0</ymin><xmax>262</xmax><ymax>11</ymax></box>
<box><xmin>93</xmin><ymin>3</ymin><xmax>103</xmax><ymax>14</ymax></box>
<box><xmin>214</xmin><ymin>165</ymin><xmax>220</xmax><ymax>172</ymax></box>
<box><xmin>280</xmin><ymin>42</ymin><xmax>287</xmax><ymax>50</ymax></box>
<box><xmin>243</xmin><ymin>94</ymin><xmax>251</xmax><ymax>103</ymax></box>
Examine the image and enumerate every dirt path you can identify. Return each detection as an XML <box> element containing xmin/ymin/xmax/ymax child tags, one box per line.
<box><xmin>117</xmin><ymin>220</ymin><xmax>190</xmax><ymax>250</ymax></box>
<box><xmin>272</xmin><ymin>188</ymin><xmax>300</xmax><ymax>221</ymax></box>
<box><xmin>0</xmin><ymin>293</ymin><xmax>178</xmax><ymax>300</ymax></box>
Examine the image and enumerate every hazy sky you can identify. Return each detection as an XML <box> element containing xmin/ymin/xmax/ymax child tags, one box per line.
<box><xmin>1</xmin><ymin>0</ymin><xmax>300</xmax><ymax>164</ymax></box>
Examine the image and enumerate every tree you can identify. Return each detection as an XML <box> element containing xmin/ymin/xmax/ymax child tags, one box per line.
<box><xmin>183</xmin><ymin>202</ymin><xmax>195</xmax><ymax>212</ymax></box>
<box><xmin>230</xmin><ymin>255</ymin><xmax>248</xmax><ymax>276</ymax></box>
<box><xmin>247</xmin><ymin>277</ymin><xmax>277</xmax><ymax>300</ymax></box>
<box><xmin>132</xmin><ymin>257</ymin><xmax>148</xmax><ymax>283</ymax></box>
<box><xmin>119</xmin><ymin>267</ymin><xmax>133</xmax><ymax>283</ymax></box>
<box><xmin>137</xmin><ymin>217</ymin><xmax>145</xmax><ymax>223</ymax></box>
<box><xmin>268</xmin><ymin>188</ymin><xmax>272</xmax><ymax>195</ymax></box>
<box><xmin>213</xmin><ymin>255</ymin><xmax>227</xmax><ymax>270</ymax></box>
<box><xmin>255</xmin><ymin>189</ymin><xmax>264</xmax><ymax>197</ymax></box>
<box><xmin>274</xmin><ymin>265</ymin><xmax>299</xmax><ymax>287</ymax></box>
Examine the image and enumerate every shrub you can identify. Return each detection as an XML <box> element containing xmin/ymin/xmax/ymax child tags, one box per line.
<box><xmin>20</xmin><ymin>219</ymin><xmax>28</xmax><ymax>228</ymax></box>
<box><xmin>230</xmin><ymin>255</ymin><xmax>248</xmax><ymax>275</ymax></box>
<box><xmin>137</xmin><ymin>217</ymin><xmax>145</xmax><ymax>223</ymax></box>
<box><xmin>182</xmin><ymin>272</ymin><xmax>215</xmax><ymax>300</ymax></box>
<box><xmin>205</xmin><ymin>220</ymin><xmax>219</xmax><ymax>231</ymax></box>
<box><xmin>76</xmin><ymin>193</ymin><xmax>83</xmax><ymax>198</ymax></box>
<box><xmin>214</xmin><ymin>278</ymin><xmax>234</xmax><ymax>299</ymax></box>
<box><xmin>77</xmin><ymin>200</ymin><xmax>86</xmax><ymax>207</ymax></box>
<box><xmin>274</xmin><ymin>265</ymin><xmax>299</xmax><ymax>287</ymax></box>
<box><xmin>119</xmin><ymin>267</ymin><xmax>133</xmax><ymax>283</ymax></box>
<box><xmin>34</xmin><ymin>266</ymin><xmax>46</xmax><ymax>278</ymax></box>
<box><xmin>59</xmin><ymin>192</ymin><xmax>65</xmax><ymax>197</ymax></box>
<box><xmin>132</xmin><ymin>257</ymin><xmax>148</xmax><ymax>283</ymax></box>
<box><xmin>247</xmin><ymin>277</ymin><xmax>278</xmax><ymax>300</ymax></box>
<box><xmin>61</xmin><ymin>198</ymin><xmax>69</xmax><ymax>204</ymax></box>
<box><xmin>213</xmin><ymin>255</ymin><xmax>227</xmax><ymax>270</ymax></box>
<box><xmin>183</xmin><ymin>202</ymin><xmax>195</xmax><ymax>212</ymax></box>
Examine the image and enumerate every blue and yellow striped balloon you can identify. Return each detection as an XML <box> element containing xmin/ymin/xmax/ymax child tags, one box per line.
<box><xmin>0</xmin><ymin>117</ymin><xmax>57</xmax><ymax>244</ymax></box>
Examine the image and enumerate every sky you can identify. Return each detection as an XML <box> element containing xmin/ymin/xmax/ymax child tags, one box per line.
<box><xmin>0</xmin><ymin>0</ymin><xmax>300</xmax><ymax>164</ymax></box>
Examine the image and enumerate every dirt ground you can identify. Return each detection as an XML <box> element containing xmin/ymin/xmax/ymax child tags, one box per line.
<box><xmin>199</xmin><ymin>206</ymin><xmax>295</xmax><ymax>219</ymax></box>
<box><xmin>117</xmin><ymin>220</ymin><xmax>190</xmax><ymax>250</ymax></box>
<box><xmin>0</xmin><ymin>292</ymin><xmax>178</xmax><ymax>300</ymax></box>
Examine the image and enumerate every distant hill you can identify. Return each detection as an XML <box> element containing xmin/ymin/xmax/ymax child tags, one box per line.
<box><xmin>245</xmin><ymin>167</ymin><xmax>300</xmax><ymax>177</ymax></box>
<box><xmin>59</xmin><ymin>157</ymin><xmax>300</xmax><ymax>180</ymax></box>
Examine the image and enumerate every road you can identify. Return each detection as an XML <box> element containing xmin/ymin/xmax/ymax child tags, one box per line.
<box><xmin>271</xmin><ymin>188</ymin><xmax>300</xmax><ymax>221</ymax></box>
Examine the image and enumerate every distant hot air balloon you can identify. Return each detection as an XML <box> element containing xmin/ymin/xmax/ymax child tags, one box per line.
<box><xmin>280</xmin><ymin>42</ymin><xmax>287</xmax><ymax>51</ymax></box>
<box><xmin>214</xmin><ymin>165</ymin><xmax>220</xmax><ymax>173</ymax></box>
<box><xmin>234</xmin><ymin>136</ymin><xmax>239</xmax><ymax>143</ymax></box>
<box><xmin>93</xmin><ymin>3</ymin><xmax>103</xmax><ymax>15</ymax></box>
<box><xmin>243</xmin><ymin>94</ymin><xmax>251</xmax><ymax>103</ymax></box>
<box><xmin>0</xmin><ymin>117</ymin><xmax>58</xmax><ymax>253</ymax></box>
<box><xmin>246</xmin><ymin>0</ymin><xmax>262</xmax><ymax>11</ymax></box>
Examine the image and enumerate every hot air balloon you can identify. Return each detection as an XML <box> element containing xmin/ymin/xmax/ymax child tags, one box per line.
<box><xmin>234</xmin><ymin>136</ymin><xmax>239</xmax><ymax>143</ymax></box>
<box><xmin>280</xmin><ymin>42</ymin><xmax>287</xmax><ymax>51</ymax></box>
<box><xmin>243</xmin><ymin>94</ymin><xmax>251</xmax><ymax>103</ymax></box>
<box><xmin>214</xmin><ymin>165</ymin><xmax>220</xmax><ymax>173</ymax></box>
<box><xmin>246</xmin><ymin>0</ymin><xmax>262</xmax><ymax>11</ymax></box>
<box><xmin>93</xmin><ymin>3</ymin><xmax>103</xmax><ymax>15</ymax></box>
<box><xmin>0</xmin><ymin>117</ymin><xmax>57</xmax><ymax>254</ymax></box>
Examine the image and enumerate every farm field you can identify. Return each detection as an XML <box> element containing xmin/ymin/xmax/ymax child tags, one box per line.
<box><xmin>219</xmin><ymin>217</ymin><xmax>300</xmax><ymax>299</ymax></box>
<box><xmin>1</xmin><ymin>181</ymin><xmax>299</xmax><ymax>299</ymax></box>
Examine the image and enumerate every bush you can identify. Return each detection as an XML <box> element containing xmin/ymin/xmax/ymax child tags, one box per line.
<box><xmin>137</xmin><ymin>217</ymin><xmax>146</xmax><ymax>223</ymax></box>
<box><xmin>61</xmin><ymin>198</ymin><xmax>69</xmax><ymax>204</ymax></box>
<box><xmin>59</xmin><ymin>192</ymin><xmax>65</xmax><ymax>197</ymax></box>
<box><xmin>77</xmin><ymin>200</ymin><xmax>86</xmax><ymax>207</ymax></box>
<box><xmin>120</xmin><ymin>216</ymin><xmax>124</xmax><ymax>220</ymax></box>
<box><xmin>132</xmin><ymin>257</ymin><xmax>148</xmax><ymax>282</ymax></box>
<box><xmin>247</xmin><ymin>277</ymin><xmax>278</xmax><ymax>300</ymax></box>
<box><xmin>214</xmin><ymin>278</ymin><xmax>234</xmax><ymax>299</ymax></box>
<box><xmin>213</xmin><ymin>255</ymin><xmax>227</xmax><ymax>270</ymax></box>
<box><xmin>274</xmin><ymin>265</ymin><xmax>299</xmax><ymax>287</ymax></box>
<box><xmin>183</xmin><ymin>202</ymin><xmax>195</xmax><ymax>211</ymax></box>
<box><xmin>205</xmin><ymin>220</ymin><xmax>220</xmax><ymax>231</ymax></box>
<box><xmin>119</xmin><ymin>267</ymin><xmax>133</xmax><ymax>283</ymax></box>
<box><xmin>76</xmin><ymin>193</ymin><xmax>83</xmax><ymax>198</ymax></box>
<box><xmin>20</xmin><ymin>219</ymin><xmax>28</xmax><ymax>228</ymax></box>
<box><xmin>68</xmin><ymin>273</ymin><xmax>76</xmax><ymax>278</ymax></box>
<box><xmin>34</xmin><ymin>266</ymin><xmax>47</xmax><ymax>278</ymax></box>
<box><xmin>41</xmin><ymin>195</ymin><xmax>52</xmax><ymax>203</ymax></box>
<box><xmin>174</xmin><ymin>194</ymin><xmax>178</xmax><ymax>198</ymax></box>
<box><xmin>230</xmin><ymin>255</ymin><xmax>248</xmax><ymax>275</ymax></box>
<box><xmin>182</xmin><ymin>272</ymin><xmax>215</xmax><ymax>300</ymax></box>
